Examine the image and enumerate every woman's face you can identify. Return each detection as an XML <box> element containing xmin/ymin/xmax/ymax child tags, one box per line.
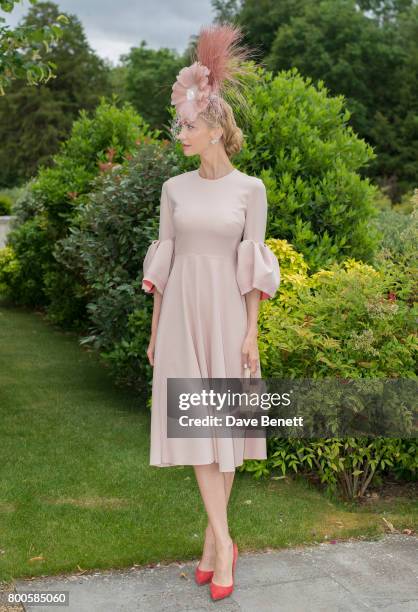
<box><xmin>176</xmin><ymin>115</ymin><xmax>221</xmax><ymax>157</ymax></box>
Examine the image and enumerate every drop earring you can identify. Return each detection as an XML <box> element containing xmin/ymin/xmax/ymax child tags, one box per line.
<box><xmin>210</xmin><ymin>137</ymin><xmax>220</xmax><ymax>144</ymax></box>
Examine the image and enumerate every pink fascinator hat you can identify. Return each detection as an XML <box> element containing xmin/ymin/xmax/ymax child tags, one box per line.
<box><xmin>171</xmin><ymin>62</ymin><xmax>212</xmax><ymax>122</ymax></box>
<box><xmin>170</xmin><ymin>23</ymin><xmax>259</xmax><ymax>135</ymax></box>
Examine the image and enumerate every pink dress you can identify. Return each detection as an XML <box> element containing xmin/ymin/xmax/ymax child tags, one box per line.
<box><xmin>141</xmin><ymin>168</ymin><xmax>280</xmax><ymax>472</ymax></box>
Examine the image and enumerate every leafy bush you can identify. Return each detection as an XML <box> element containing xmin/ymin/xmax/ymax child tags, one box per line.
<box><xmin>240</xmin><ymin>243</ymin><xmax>417</xmax><ymax>498</ymax></box>
<box><xmin>261</xmin><ymin>253</ymin><xmax>416</xmax><ymax>378</ymax></box>
<box><xmin>4</xmin><ymin>99</ymin><xmax>157</xmax><ymax>326</ymax></box>
<box><xmin>0</xmin><ymin>219</ymin><xmax>50</xmax><ymax>306</ymax></box>
<box><xmin>54</xmin><ymin>140</ymin><xmax>183</xmax><ymax>390</ymax></box>
<box><xmin>371</xmin><ymin>187</ymin><xmax>393</xmax><ymax>212</ymax></box>
<box><xmin>31</xmin><ymin>97</ymin><xmax>153</xmax><ymax>219</ymax></box>
<box><xmin>390</xmin><ymin>438</ymin><xmax>418</xmax><ymax>482</ymax></box>
<box><xmin>372</xmin><ymin>209</ymin><xmax>412</xmax><ymax>255</ymax></box>
<box><xmin>245</xmin><ymin>437</ymin><xmax>417</xmax><ymax>498</ymax></box>
<box><xmin>371</xmin><ymin>189</ymin><xmax>417</xmax><ymax>315</ymax></box>
<box><xmin>0</xmin><ymin>246</ymin><xmax>20</xmax><ymax>300</ymax></box>
<box><xmin>239</xmin><ymin>67</ymin><xmax>380</xmax><ymax>272</ymax></box>
<box><xmin>9</xmin><ymin>180</ymin><xmax>44</xmax><ymax>224</ymax></box>
<box><xmin>0</xmin><ymin>186</ymin><xmax>25</xmax><ymax>213</ymax></box>
<box><xmin>0</xmin><ymin>195</ymin><xmax>12</xmax><ymax>215</ymax></box>
<box><xmin>393</xmin><ymin>189</ymin><xmax>417</xmax><ymax>215</ymax></box>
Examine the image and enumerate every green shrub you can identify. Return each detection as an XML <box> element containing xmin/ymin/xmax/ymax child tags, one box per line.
<box><xmin>0</xmin><ymin>186</ymin><xmax>25</xmax><ymax>213</ymax></box>
<box><xmin>372</xmin><ymin>209</ymin><xmax>411</xmax><ymax>255</ymax></box>
<box><xmin>0</xmin><ymin>183</ymin><xmax>52</xmax><ymax>307</ymax></box>
<box><xmin>0</xmin><ymin>195</ymin><xmax>12</xmax><ymax>215</ymax></box>
<box><xmin>0</xmin><ymin>218</ymin><xmax>50</xmax><ymax>306</ymax></box>
<box><xmin>5</xmin><ymin>99</ymin><xmax>157</xmax><ymax>326</ymax></box>
<box><xmin>239</xmin><ymin>245</ymin><xmax>417</xmax><ymax>498</ymax></box>
<box><xmin>261</xmin><ymin>254</ymin><xmax>416</xmax><ymax>378</ymax></box>
<box><xmin>372</xmin><ymin>189</ymin><xmax>417</xmax><ymax>306</ymax></box>
<box><xmin>247</xmin><ymin>437</ymin><xmax>417</xmax><ymax>498</ymax></box>
<box><xmin>390</xmin><ymin>438</ymin><xmax>418</xmax><ymax>482</ymax></box>
<box><xmin>371</xmin><ymin>187</ymin><xmax>393</xmax><ymax>212</ymax></box>
<box><xmin>0</xmin><ymin>246</ymin><xmax>20</xmax><ymax>300</ymax></box>
<box><xmin>31</xmin><ymin>98</ymin><xmax>153</xmax><ymax>222</ymax></box>
<box><xmin>393</xmin><ymin>189</ymin><xmax>416</xmax><ymax>215</ymax></box>
<box><xmin>239</xmin><ymin>66</ymin><xmax>380</xmax><ymax>272</ymax></box>
<box><xmin>53</xmin><ymin>140</ymin><xmax>183</xmax><ymax>390</ymax></box>
<box><xmin>9</xmin><ymin>180</ymin><xmax>44</xmax><ymax>224</ymax></box>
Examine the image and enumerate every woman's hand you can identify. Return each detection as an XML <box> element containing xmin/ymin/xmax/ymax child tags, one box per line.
<box><xmin>146</xmin><ymin>335</ymin><xmax>157</xmax><ymax>366</ymax></box>
<box><xmin>241</xmin><ymin>332</ymin><xmax>260</xmax><ymax>375</ymax></box>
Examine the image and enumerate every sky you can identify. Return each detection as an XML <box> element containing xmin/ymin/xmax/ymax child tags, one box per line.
<box><xmin>3</xmin><ymin>0</ymin><xmax>217</xmax><ymax>65</ymax></box>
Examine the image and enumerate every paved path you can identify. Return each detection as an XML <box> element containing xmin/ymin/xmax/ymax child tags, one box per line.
<box><xmin>8</xmin><ymin>534</ymin><xmax>418</xmax><ymax>611</ymax></box>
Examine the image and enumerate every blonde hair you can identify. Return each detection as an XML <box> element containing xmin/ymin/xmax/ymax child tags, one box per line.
<box><xmin>201</xmin><ymin>98</ymin><xmax>244</xmax><ymax>159</ymax></box>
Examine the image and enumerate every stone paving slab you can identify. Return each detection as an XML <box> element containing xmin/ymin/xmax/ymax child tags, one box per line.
<box><xmin>7</xmin><ymin>534</ymin><xmax>418</xmax><ymax>611</ymax></box>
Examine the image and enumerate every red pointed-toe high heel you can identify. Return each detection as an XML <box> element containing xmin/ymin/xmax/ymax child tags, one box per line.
<box><xmin>209</xmin><ymin>541</ymin><xmax>238</xmax><ymax>601</ymax></box>
<box><xmin>194</xmin><ymin>564</ymin><xmax>214</xmax><ymax>585</ymax></box>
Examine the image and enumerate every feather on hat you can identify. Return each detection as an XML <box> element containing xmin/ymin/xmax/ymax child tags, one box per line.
<box><xmin>170</xmin><ymin>23</ymin><xmax>259</xmax><ymax>129</ymax></box>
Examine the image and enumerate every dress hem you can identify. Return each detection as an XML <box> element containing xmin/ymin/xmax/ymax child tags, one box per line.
<box><xmin>150</xmin><ymin>455</ymin><xmax>267</xmax><ymax>473</ymax></box>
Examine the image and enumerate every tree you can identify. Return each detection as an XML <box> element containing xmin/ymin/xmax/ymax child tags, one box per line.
<box><xmin>236</xmin><ymin>0</ymin><xmax>418</xmax><ymax>199</ymax></box>
<box><xmin>212</xmin><ymin>0</ymin><xmax>242</xmax><ymax>23</ymax></box>
<box><xmin>237</xmin><ymin>0</ymin><xmax>307</xmax><ymax>58</ymax></box>
<box><xmin>0</xmin><ymin>0</ymin><xmax>68</xmax><ymax>94</ymax></box>
<box><xmin>266</xmin><ymin>1</ymin><xmax>394</xmax><ymax>138</ymax></box>
<box><xmin>121</xmin><ymin>41</ymin><xmax>184</xmax><ymax>132</ymax></box>
<box><xmin>370</xmin><ymin>3</ymin><xmax>418</xmax><ymax>197</ymax></box>
<box><xmin>0</xmin><ymin>1</ymin><xmax>112</xmax><ymax>187</ymax></box>
<box><xmin>356</xmin><ymin>0</ymin><xmax>416</xmax><ymax>22</ymax></box>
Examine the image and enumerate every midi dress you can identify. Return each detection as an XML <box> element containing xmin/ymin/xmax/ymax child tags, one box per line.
<box><xmin>141</xmin><ymin>168</ymin><xmax>281</xmax><ymax>472</ymax></box>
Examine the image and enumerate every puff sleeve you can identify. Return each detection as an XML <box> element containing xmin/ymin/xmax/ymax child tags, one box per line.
<box><xmin>236</xmin><ymin>179</ymin><xmax>280</xmax><ymax>301</ymax></box>
<box><xmin>141</xmin><ymin>181</ymin><xmax>175</xmax><ymax>295</ymax></box>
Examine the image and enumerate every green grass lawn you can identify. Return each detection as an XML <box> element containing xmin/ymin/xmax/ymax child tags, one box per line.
<box><xmin>0</xmin><ymin>303</ymin><xmax>416</xmax><ymax>583</ymax></box>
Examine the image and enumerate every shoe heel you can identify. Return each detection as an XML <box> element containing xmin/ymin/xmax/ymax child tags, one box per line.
<box><xmin>209</xmin><ymin>541</ymin><xmax>238</xmax><ymax>601</ymax></box>
<box><xmin>232</xmin><ymin>541</ymin><xmax>238</xmax><ymax>577</ymax></box>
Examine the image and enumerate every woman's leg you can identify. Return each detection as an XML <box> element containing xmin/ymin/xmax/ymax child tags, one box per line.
<box><xmin>193</xmin><ymin>463</ymin><xmax>235</xmax><ymax>585</ymax></box>
<box><xmin>199</xmin><ymin>470</ymin><xmax>235</xmax><ymax>569</ymax></box>
<box><xmin>198</xmin><ymin>470</ymin><xmax>235</xmax><ymax>570</ymax></box>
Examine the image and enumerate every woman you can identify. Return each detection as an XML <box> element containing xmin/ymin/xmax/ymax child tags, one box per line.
<box><xmin>141</xmin><ymin>24</ymin><xmax>280</xmax><ymax>601</ymax></box>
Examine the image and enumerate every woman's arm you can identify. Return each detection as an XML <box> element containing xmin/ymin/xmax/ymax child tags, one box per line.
<box><xmin>237</xmin><ymin>179</ymin><xmax>280</xmax><ymax>375</ymax></box>
<box><xmin>142</xmin><ymin>181</ymin><xmax>175</xmax><ymax>365</ymax></box>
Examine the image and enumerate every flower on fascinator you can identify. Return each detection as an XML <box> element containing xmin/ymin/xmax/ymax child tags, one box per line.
<box><xmin>171</xmin><ymin>61</ymin><xmax>212</xmax><ymax>122</ymax></box>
